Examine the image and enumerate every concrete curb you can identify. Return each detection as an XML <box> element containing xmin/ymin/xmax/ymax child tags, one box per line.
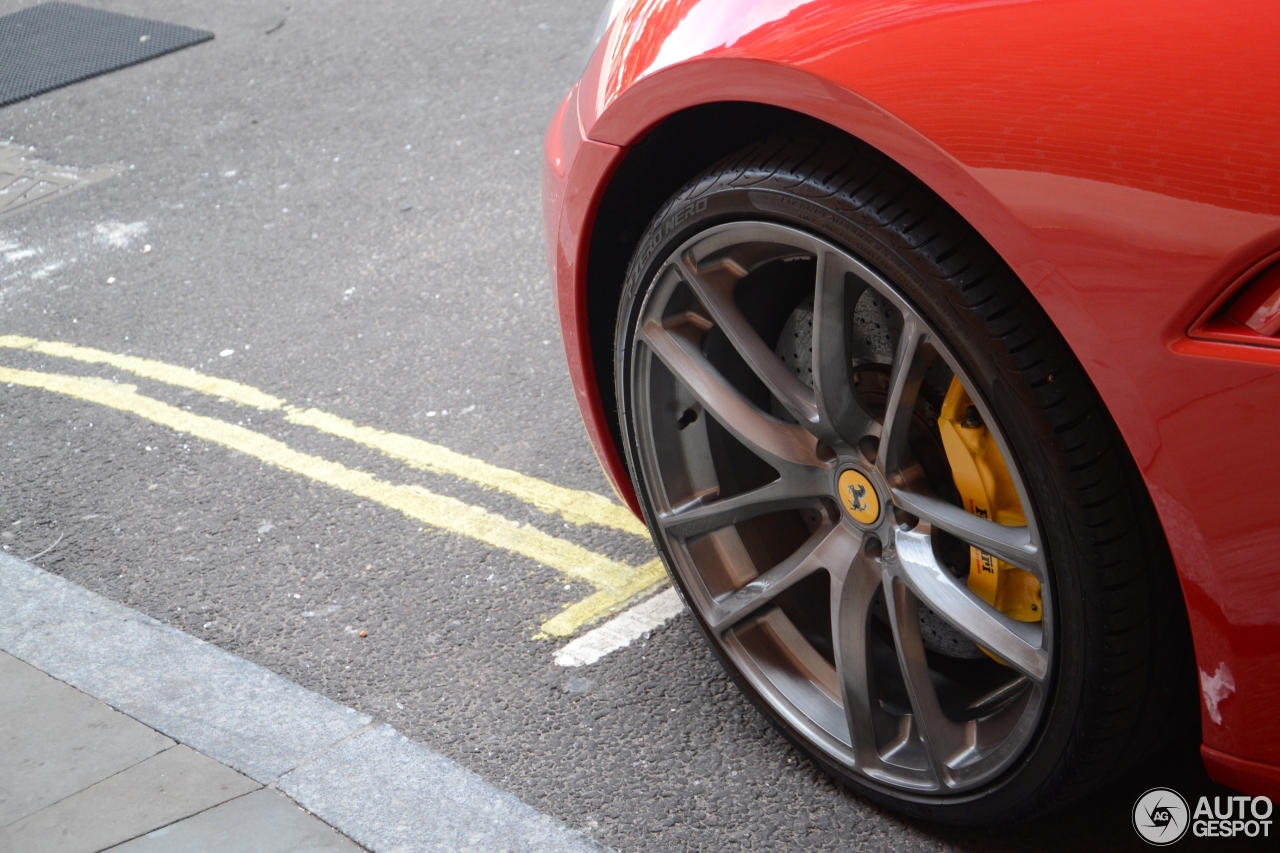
<box><xmin>0</xmin><ymin>553</ymin><xmax>609</xmax><ymax>853</ymax></box>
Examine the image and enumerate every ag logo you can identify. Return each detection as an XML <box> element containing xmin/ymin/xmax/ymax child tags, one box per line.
<box><xmin>837</xmin><ymin>469</ymin><xmax>879</xmax><ymax>525</ymax></box>
<box><xmin>1133</xmin><ymin>788</ymin><xmax>1190</xmax><ymax>845</ymax></box>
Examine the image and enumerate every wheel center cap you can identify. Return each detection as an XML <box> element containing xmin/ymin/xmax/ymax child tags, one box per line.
<box><xmin>837</xmin><ymin>468</ymin><xmax>880</xmax><ymax>525</ymax></box>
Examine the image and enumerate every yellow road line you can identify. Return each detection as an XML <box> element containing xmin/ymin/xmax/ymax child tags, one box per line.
<box><xmin>0</xmin><ymin>335</ymin><xmax>647</xmax><ymax>536</ymax></box>
<box><xmin>282</xmin><ymin>406</ymin><xmax>647</xmax><ymax>536</ymax></box>
<box><xmin>0</xmin><ymin>366</ymin><xmax>664</xmax><ymax>636</ymax></box>
<box><xmin>0</xmin><ymin>335</ymin><xmax>283</xmax><ymax>409</ymax></box>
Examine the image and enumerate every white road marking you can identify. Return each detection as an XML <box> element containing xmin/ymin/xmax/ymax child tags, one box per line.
<box><xmin>554</xmin><ymin>588</ymin><xmax>685</xmax><ymax>667</ymax></box>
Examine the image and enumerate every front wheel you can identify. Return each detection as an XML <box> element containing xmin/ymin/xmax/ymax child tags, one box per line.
<box><xmin>613</xmin><ymin>131</ymin><xmax>1192</xmax><ymax>823</ymax></box>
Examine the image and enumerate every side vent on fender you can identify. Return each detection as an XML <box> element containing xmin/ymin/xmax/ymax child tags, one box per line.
<box><xmin>1192</xmin><ymin>258</ymin><xmax>1280</xmax><ymax>348</ymax></box>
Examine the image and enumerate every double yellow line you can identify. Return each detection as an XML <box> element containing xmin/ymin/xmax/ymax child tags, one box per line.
<box><xmin>0</xmin><ymin>336</ymin><xmax>664</xmax><ymax>637</ymax></box>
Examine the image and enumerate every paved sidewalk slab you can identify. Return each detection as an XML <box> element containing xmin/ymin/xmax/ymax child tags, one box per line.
<box><xmin>0</xmin><ymin>745</ymin><xmax>258</xmax><ymax>853</ymax></box>
<box><xmin>0</xmin><ymin>553</ymin><xmax>370</xmax><ymax>784</ymax></box>
<box><xmin>108</xmin><ymin>788</ymin><xmax>362</xmax><ymax>853</ymax></box>
<box><xmin>0</xmin><ymin>553</ymin><xmax>610</xmax><ymax>853</ymax></box>
<box><xmin>0</xmin><ymin>649</ymin><xmax>363</xmax><ymax>852</ymax></box>
<box><xmin>0</xmin><ymin>652</ymin><xmax>173</xmax><ymax>825</ymax></box>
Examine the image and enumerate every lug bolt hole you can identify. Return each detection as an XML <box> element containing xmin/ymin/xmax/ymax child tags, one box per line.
<box><xmin>820</xmin><ymin>498</ymin><xmax>841</xmax><ymax>525</ymax></box>
<box><xmin>864</xmin><ymin>536</ymin><xmax>883</xmax><ymax>558</ymax></box>
<box><xmin>858</xmin><ymin>435</ymin><xmax>879</xmax><ymax>465</ymax></box>
<box><xmin>815</xmin><ymin>442</ymin><xmax>837</xmax><ymax>463</ymax></box>
<box><xmin>894</xmin><ymin>507</ymin><xmax>918</xmax><ymax>531</ymax></box>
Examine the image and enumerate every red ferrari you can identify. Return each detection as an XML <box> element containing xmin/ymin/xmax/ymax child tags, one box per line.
<box><xmin>543</xmin><ymin>0</ymin><xmax>1280</xmax><ymax>823</ymax></box>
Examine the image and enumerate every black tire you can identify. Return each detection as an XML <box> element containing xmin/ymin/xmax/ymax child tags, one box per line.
<box><xmin>612</xmin><ymin>128</ymin><xmax>1194</xmax><ymax>824</ymax></box>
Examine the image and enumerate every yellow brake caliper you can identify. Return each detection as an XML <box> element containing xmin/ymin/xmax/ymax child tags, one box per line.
<box><xmin>936</xmin><ymin>378</ymin><xmax>1041</xmax><ymax>662</ymax></box>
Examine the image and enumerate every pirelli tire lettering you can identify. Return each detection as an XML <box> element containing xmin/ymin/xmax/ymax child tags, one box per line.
<box><xmin>636</xmin><ymin>198</ymin><xmax>708</xmax><ymax>271</ymax></box>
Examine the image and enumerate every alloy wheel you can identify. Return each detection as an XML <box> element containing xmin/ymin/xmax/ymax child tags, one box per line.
<box><xmin>628</xmin><ymin>220</ymin><xmax>1053</xmax><ymax>796</ymax></box>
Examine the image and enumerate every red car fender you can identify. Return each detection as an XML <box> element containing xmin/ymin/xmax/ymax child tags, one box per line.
<box><xmin>544</xmin><ymin>84</ymin><xmax>637</xmax><ymax>511</ymax></box>
<box><xmin>548</xmin><ymin>0</ymin><xmax>1280</xmax><ymax>789</ymax></box>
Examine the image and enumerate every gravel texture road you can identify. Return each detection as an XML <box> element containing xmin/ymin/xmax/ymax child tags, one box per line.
<box><xmin>0</xmin><ymin>2</ymin><xmax>1237</xmax><ymax>851</ymax></box>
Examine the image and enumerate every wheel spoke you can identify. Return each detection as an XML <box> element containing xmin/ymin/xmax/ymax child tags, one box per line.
<box><xmin>811</xmin><ymin>252</ymin><xmax>877</xmax><ymax>449</ymax></box>
<box><xmin>708</xmin><ymin>523</ymin><xmax>862</xmax><ymax>632</ymax></box>
<box><xmin>641</xmin><ymin>318</ymin><xmax>824</xmax><ymax>471</ymax></box>
<box><xmin>889</xmin><ymin>530</ymin><xmax>1048</xmax><ymax>682</ymax></box>
<box><xmin>891</xmin><ymin>490</ymin><xmax>1044</xmax><ymax>578</ymax></box>
<box><xmin>675</xmin><ymin>257</ymin><xmax>820</xmax><ymax>426</ymax></box>
<box><xmin>876</xmin><ymin>316</ymin><xmax>932</xmax><ymax>482</ymax></box>
<box><xmin>658</xmin><ymin>467</ymin><xmax>830</xmax><ymax>538</ymax></box>
<box><xmin>829</xmin><ymin>550</ymin><xmax>889</xmax><ymax>765</ymax></box>
<box><xmin>883</xmin><ymin>574</ymin><xmax>971</xmax><ymax>786</ymax></box>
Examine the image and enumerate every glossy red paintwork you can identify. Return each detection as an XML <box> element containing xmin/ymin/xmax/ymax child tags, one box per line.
<box><xmin>544</xmin><ymin>0</ymin><xmax>1280</xmax><ymax>793</ymax></box>
<box><xmin>543</xmin><ymin>84</ymin><xmax>638</xmax><ymax>512</ymax></box>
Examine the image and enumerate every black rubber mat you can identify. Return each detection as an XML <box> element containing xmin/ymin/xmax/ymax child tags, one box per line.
<box><xmin>0</xmin><ymin>2</ymin><xmax>211</xmax><ymax>108</ymax></box>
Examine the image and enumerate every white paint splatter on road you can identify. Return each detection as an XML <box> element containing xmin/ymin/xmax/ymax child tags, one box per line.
<box><xmin>93</xmin><ymin>220</ymin><xmax>149</xmax><ymax>249</ymax></box>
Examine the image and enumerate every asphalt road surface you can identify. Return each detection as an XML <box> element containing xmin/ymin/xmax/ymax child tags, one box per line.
<box><xmin>0</xmin><ymin>2</ymin><xmax>1241</xmax><ymax>851</ymax></box>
